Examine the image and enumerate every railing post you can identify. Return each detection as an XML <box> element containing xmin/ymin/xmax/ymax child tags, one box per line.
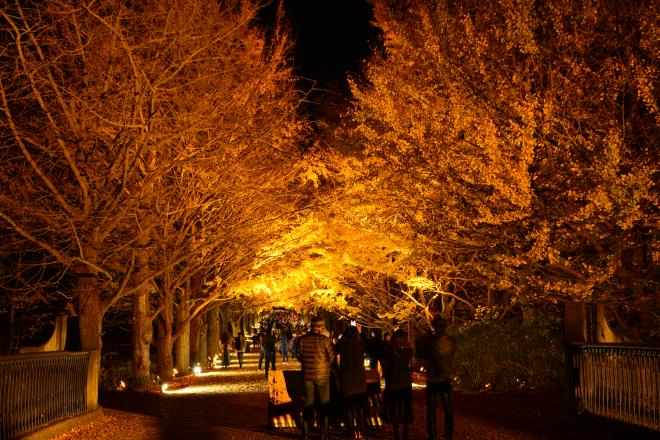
<box><xmin>86</xmin><ymin>350</ymin><xmax>100</xmax><ymax>410</ymax></box>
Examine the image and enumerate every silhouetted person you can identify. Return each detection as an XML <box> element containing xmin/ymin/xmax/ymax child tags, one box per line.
<box><xmin>425</xmin><ymin>316</ymin><xmax>456</xmax><ymax>440</ymax></box>
<box><xmin>335</xmin><ymin>325</ymin><xmax>368</xmax><ymax>440</ymax></box>
<box><xmin>281</xmin><ymin>328</ymin><xmax>289</xmax><ymax>362</ymax></box>
<box><xmin>382</xmin><ymin>329</ymin><xmax>413</xmax><ymax>440</ymax></box>
<box><xmin>258</xmin><ymin>330</ymin><xmax>266</xmax><ymax>369</ymax></box>
<box><xmin>297</xmin><ymin>316</ymin><xmax>334</xmax><ymax>440</ymax></box>
<box><xmin>220</xmin><ymin>332</ymin><xmax>231</xmax><ymax>368</ymax></box>
<box><xmin>262</xmin><ymin>329</ymin><xmax>276</xmax><ymax>379</ymax></box>
<box><xmin>252</xmin><ymin>333</ymin><xmax>260</xmax><ymax>353</ymax></box>
<box><xmin>234</xmin><ymin>331</ymin><xmax>246</xmax><ymax>368</ymax></box>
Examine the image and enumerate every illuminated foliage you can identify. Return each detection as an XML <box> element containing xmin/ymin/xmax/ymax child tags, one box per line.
<box><xmin>0</xmin><ymin>0</ymin><xmax>305</xmax><ymax>358</ymax></box>
<box><xmin>345</xmin><ymin>0</ymin><xmax>658</xmax><ymax>335</ymax></box>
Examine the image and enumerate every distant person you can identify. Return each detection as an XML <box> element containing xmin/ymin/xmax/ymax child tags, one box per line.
<box><xmin>381</xmin><ymin>329</ymin><xmax>413</xmax><ymax>440</ymax></box>
<box><xmin>262</xmin><ymin>329</ymin><xmax>276</xmax><ymax>379</ymax></box>
<box><xmin>280</xmin><ymin>328</ymin><xmax>289</xmax><ymax>362</ymax></box>
<box><xmin>234</xmin><ymin>331</ymin><xmax>247</xmax><ymax>368</ymax></box>
<box><xmin>220</xmin><ymin>332</ymin><xmax>231</xmax><ymax>368</ymax></box>
<box><xmin>290</xmin><ymin>331</ymin><xmax>298</xmax><ymax>359</ymax></box>
<box><xmin>335</xmin><ymin>325</ymin><xmax>368</xmax><ymax>440</ymax></box>
<box><xmin>297</xmin><ymin>316</ymin><xmax>335</xmax><ymax>440</ymax></box>
<box><xmin>425</xmin><ymin>316</ymin><xmax>456</xmax><ymax>440</ymax></box>
<box><xmin>258</xmin><ymin>330</ymin><xmax>266</xmax><ymax>369</ymax></box>
<box><xmin>252</xmin><ymin>333</ymin><xmax>260</xmax><ymax>352</ymax></box>
<box><xmin>366</xmin><ymin>330</ymin><xmax>379</xmax><ymax>370</ymax></box>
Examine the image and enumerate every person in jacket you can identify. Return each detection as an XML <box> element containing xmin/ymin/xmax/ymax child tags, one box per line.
<box><xmin>335</xmin><ymin>325</ymin><xmax>368</xmax><ymax>440</ymax></box>
<box><xmin>280</xmin><ymin>328</ymin><xmax>289</xmax><ymax>362</ymax></box>
<box><xmin>220</xmin><ymin>332</ymin><xmax>231</xmax><ymax>368</ymax></box>
<box><xmin>235</xmin><ymin>331</ymin><xmax>247</xmax><ymax>368</ymax></box>
<box><xmin>297</xmin><ymin>316</ymin><xmax>335</xmax><ymax>440</ymax></box>
<box><xmin>425</xmin><ymin>316</ymin><xmax>456</xmax><ymax>440</ymax></box>
<box><xmin>262</xmin><ymin>328</ymin><xmax>276</xmax><ymax>379</ymax></box>
<box><xmin>258</xmin><ymin>330</ymin><xmax>265</xmax><ymax>370</ymax></box>
<box><xmin>381</xmin><ymin>329</ymin><xmax>413</xmax><ymax>440</ymax></box>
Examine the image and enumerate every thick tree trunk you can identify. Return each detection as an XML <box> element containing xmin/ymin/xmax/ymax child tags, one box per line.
<box><xmin>76</xmin><ymin>273</ymin><xmax>102</xmax><ymax>351</ymax></box>
<box><xmin>207</xmin><ymin>307</ymin><xmax>220</xmax><ymax>361</ymax></box>
<box><xmin>131</xmin><ymin>244</ymin><xmax>152</xmax><ymax>388</ymax></box>
<box><xmin>189</xmin><ymin>313</ymin><xmax>200</xmax><ymax>366</ymax></box>
<box><xmin>175</xmin><ymin>285</ymin><xmax>190</xmax><ymax>373</ymax></box>
<box><xmin>156</xmin><ymin>279</ymin><xmax>175</xmax><ymax>381</ymax></box>
<box><xmin>156</xmin><ymin>319</ymin><xmax>173</xmax><ymax>383</ymax></box>
<box><xmin>199</xmin><ymin>312</ymin><xmax>208</xmax><ymax>366</ymax></box>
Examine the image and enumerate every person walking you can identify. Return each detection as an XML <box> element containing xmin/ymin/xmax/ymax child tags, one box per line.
<box><xmin>220</xmin><ymin>332</ymin><xmax>231</xmax><ymax>368</ymax></box>
<box><xmin>234</xmin><ymin>331</ymin><xmax>247</xmax><ymax>368</ymax></box>
<box><xmin>297</xmin><ymin>316</ymin><xmax>335</xmax><ymax>440</ymax></box>
<box><xmin>290</xmin><ymin>331</ymin><xmax>298</xmax><ymax>360</ymax></box>
<box><xmin>258</xmin><ymin>330</ymin><xmax>266</xmax><ymax>370</ymax></box>
<box><xmin>280</xmin><ymin>328</ymin><xmax>289</xmax><ymax>363</ymax></box>
<box><xmin>252</xmin><ymin>333</ymin><xmax>260</xmax><ymax>353</ymax></box>
<box><xmin>425</xmin><ymin>316</ymin><xmax>456</xmax><ymax>440</ymax></box>
<box><xmin>335</xmin><ymin>325</ymin><xmax>368</xmax><ymax>440</ymax></box>
<box><xmin>381</xmin><ymin>329</ymin><xmax>413</xmax><ymax>440</ymax></box>
<box><xmin>262</xmin><ymin>328</ymin><xmax>277</xmax><ymax>379</ymax></box>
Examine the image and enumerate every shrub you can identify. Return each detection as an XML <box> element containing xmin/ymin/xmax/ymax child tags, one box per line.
<box><xmin>453</xmin><ymin>312</ymin><xmax>566</xmax><ymax>392</ymax></box>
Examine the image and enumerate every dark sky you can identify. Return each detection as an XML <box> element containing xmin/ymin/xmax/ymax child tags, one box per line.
<box><xmin>284</xmin><ymin>0</ymin><xmax>377</xmax><ymax>85</ymax></box>
<box><xmin>280</xmin><ymin>0</ymin><xmax>379</xmax><ymax>118</ymax></box>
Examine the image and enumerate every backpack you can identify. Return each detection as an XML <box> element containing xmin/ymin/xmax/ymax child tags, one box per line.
<box><xmin>233</xmin><ymin>336</ymin><xmax>241</xmax><ymax>350</ymax></box>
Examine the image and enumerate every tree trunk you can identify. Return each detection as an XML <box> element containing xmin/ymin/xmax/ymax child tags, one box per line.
<box><xmin>207</xmin><ymin>307</ymin><xmax>220</xmax><ymax>361</ymax></box>
<box><xmin>76</xmin><ymin>274</ymin><xmax>102</xmax><ymax>351</ymax></box>
<box><xmin>156</xmin><ymin>318</ymin><xmax>173</xmax><ymax>383</ymax></box>
<box><xmin>131</xmin><ymin>244</ymin><xmax>152</xmax><ymax>387</ymax></box>
<box><xmin>156</xmin><ymin>279</ymin><xmax>175</xmax><ymax>381</ymax></box>
<box><xmin>199</xmin><ymin>312</ymin><xmax>208</xmax><ymax>366</ymax></box>
<box><xmin>175</xmin><ymin>284</ymin><xmax>190</xmax><ymax>373</ymax></box>
<box><xmin>189</xmin><ymin>313</ymin><xmax>200</xmax><ymax>366</ymax></box>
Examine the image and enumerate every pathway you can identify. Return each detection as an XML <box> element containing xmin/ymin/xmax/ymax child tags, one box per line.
<box><xmin>52</xmin><ymin>352</ymin><xmax>625</xmax><ymax>439</ymax></box>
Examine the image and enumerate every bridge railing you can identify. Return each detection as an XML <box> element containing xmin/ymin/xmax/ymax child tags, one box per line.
<box><xmin>0</xmin><ymin>351</ymin><xmax>91</xmax><ymax>439</ymax></box>
<box><xmin>567</xmin><ymin>344</ymin><xmax>660</xmax><ymax>432</ymax></box>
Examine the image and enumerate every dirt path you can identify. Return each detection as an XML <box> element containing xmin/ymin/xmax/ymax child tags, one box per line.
<box><xmin>51</xmin><ymin>352</ymin><xmax>637</xmax><ymax>439</ymax></box>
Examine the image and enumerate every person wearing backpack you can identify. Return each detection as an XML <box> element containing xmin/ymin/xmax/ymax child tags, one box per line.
<box><xmin>235</xmin><ymin>332</ymin><xmax>247</xmax><ymax>368</ymax></box>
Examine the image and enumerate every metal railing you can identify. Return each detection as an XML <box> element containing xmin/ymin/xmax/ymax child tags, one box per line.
<box><xmin>0</xmin><ymin>351</ymin><xmax>90</xmax><ymax>439</ymax></box>
<box><xmin>568</xmin><ymin>344</ymin><xmax>660</xmax><ymax>431</ymax></box>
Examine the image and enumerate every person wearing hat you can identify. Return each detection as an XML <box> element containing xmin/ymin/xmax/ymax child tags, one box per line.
<box><xmin>425</xmin><ymin>316</ymin><xmax>456</xmax><ymax>440</ymax></box>
<box><xmin>296</xmin><ymin>316</ymin><xmax>335</xmax><ymax>440</ymax></box>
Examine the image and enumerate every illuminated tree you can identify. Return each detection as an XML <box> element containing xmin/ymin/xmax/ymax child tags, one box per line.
<box><xmin>346</xmin><ymin>0</ymin><xmax>658</xmax><ymax>335</ymax></box>
<box><xmin>0</xmin><ymin>0</ymin><xmax>305</xmax><ymax>381</ymax></box>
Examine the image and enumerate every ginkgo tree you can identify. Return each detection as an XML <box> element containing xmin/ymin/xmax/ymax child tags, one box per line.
<box><xmin>341</xmin><ymin>0</ymin><xmax>658</xmax><ymax>337</ymax></box>
<box><xmin>0</xmin><ymin>0</ymin><xmax>307</xmax><ymax>382</ymax></box>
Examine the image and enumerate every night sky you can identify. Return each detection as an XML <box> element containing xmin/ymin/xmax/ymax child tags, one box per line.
<box><xmin>282</xmin><ymin>0</ymin><xmax>379</xmax><ymax>118</ymax></box>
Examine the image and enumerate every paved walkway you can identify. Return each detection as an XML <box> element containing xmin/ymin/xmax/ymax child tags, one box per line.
<box><xmin>52</xmin><ymin>352</ymin><xmax>626</xmax><ymax>439</ymax></box>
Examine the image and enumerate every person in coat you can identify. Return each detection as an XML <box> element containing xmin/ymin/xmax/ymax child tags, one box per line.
<box><xmin>261</xmin><ymin>328</ymin><xmax>276</xmax><ymax>379</ymax></box>
<box><xmin>297</xmin><ymin>316</ymin><xmax>335</xmax><ymax>440</ymax></box>
<box><xmin>381</xmin><ymin>329</ymin><xmax>413</xmax><ymax>440</ymax></box>
<box><xmin>425</xmin><ymin>316</ymin><xmax>456</xmax><ymax>440</ymax></box>
<box><xmin>220</xmin><ymin>332</ymin><xmax>231</xmax><ymax>368</ymax></box>
<box><xmin>235</xmin><ymin>331</ymin><xmax>247</xmax><ymax>368</ymax></box>
<box><xmin>335</xmin><ymin>325</ymin><xmax>368</xmax><ymax>440</ymax></box>
<box><xmin>280</xmin><ymin>328</ymin><xmax>289</xmax><ymax>362</ymax></box>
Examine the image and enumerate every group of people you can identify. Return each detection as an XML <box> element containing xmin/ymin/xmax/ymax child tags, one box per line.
<box><xmin>256</xmin><ymin>325</ymin><xmax>299</xmax><ymax>378</ymax></box>
<box><xmin>220</xmin><ymin>331</ymin><xmax>248</xmax><ymax>368</ymax></box>
<box><xmin>219</xmin><ymin>316</ymin><xmax>455</xmax><ymax>440</ymax></box>
<box><xmin>296</xmin><ymin>315</ymin><xmax>455</xmax><ymax>440</ymax></box>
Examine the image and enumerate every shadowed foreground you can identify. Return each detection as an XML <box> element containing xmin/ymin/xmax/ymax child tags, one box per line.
<box><xmin>52</xmin><ymin>352</ymin><xmax>651</xmax><ymax>439</ymax></box>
